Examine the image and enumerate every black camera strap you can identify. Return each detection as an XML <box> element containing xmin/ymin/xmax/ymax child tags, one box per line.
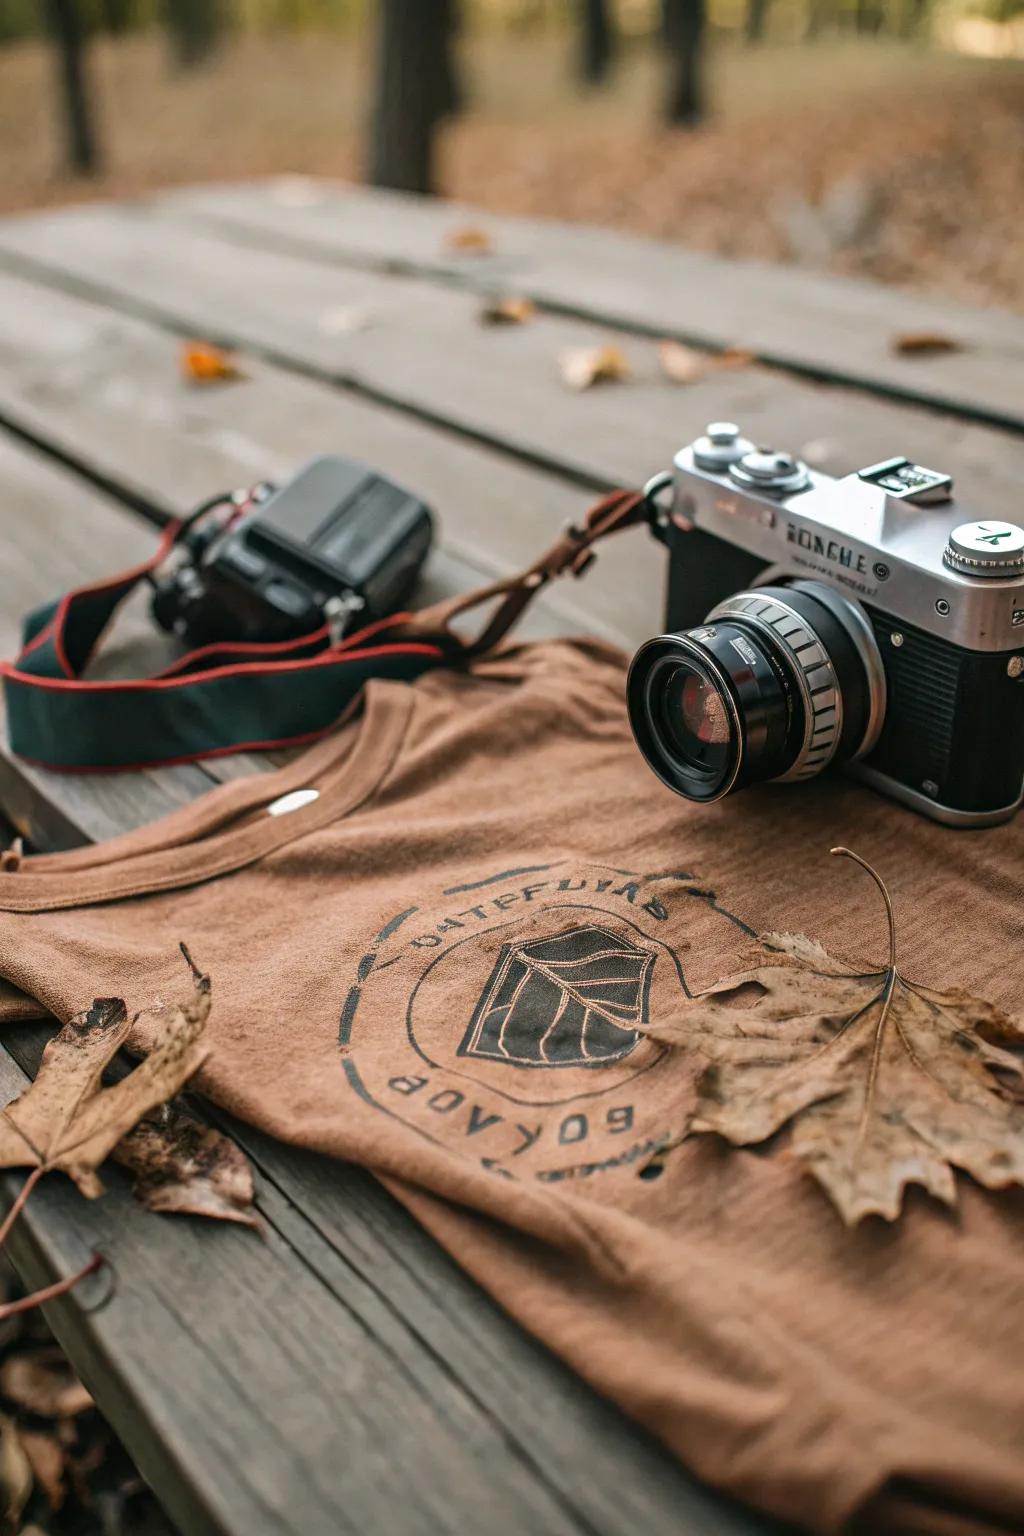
<box><xmin>1</xmin><ymin>488</ymin><xmax>646</xmax><ymax>772</ymax></box>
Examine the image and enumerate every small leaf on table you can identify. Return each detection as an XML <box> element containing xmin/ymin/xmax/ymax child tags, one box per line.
<box><xmin>444</xmin><ymin>225</ymin><xmax>494</xmax><ymax>255</ymax></box>
<box><xmin>558</xmin><ymin>344</ymin><xmax>631</xmax><ymax>390</ymax></box>
<box><xmin>658</xmin><ymin>339</ymin><xmax>708</xmax><ymax>384</ymax></box>
<box><xmin>113</xmin><ymin>1102</ymin><xmax>258</xmax><ymax>1228</ymax></box>
<box><xmin>180</xmin><ymin>340</ymin><xmax>244</xmax><ymax>384</ymax></box>
<box><xmin>479</xmin><ymin>295</ymin><xmax>536</xmax><ymax>326</ymax></box>
<box><xmin>892</xmin><ymin>332</ymin><xmax>964</xmax><ymax>356</ymax></box>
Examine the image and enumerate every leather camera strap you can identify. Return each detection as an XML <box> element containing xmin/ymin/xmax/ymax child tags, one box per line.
<box><xmin>1</xmin><ymin>488</ymin><xmax>647</xmax><ymax>772</ymax></box>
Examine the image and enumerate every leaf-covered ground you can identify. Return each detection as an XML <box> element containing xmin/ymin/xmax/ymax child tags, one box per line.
<box><xmin>0</xmin><ymin>1258</ymin><xmax>177</xmax><ymax>1536</ymax></box>
<box><xmin>0</xmin><ymin>32</ymin><xmax>1022</xmax><ymax>310</ymax></box>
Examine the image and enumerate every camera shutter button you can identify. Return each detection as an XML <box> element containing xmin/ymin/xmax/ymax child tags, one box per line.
<box><xmin>730</xmin><ymin>448</ymin><xmax>811</xmax><ymax>495</ymax></box>
<box><xmin>692</xmin><ymin>422</ymin><xmax>755</xmax><ymax>471</ymax></box>
<box><xmin>943</xmin><ymin>521</ymin><xmax>1024</xmax><ymax>578</ymax></box>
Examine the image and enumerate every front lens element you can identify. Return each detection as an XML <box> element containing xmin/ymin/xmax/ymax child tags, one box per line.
<box><xmin>679</xmin><ymin>671</ymin><xmax>731</xmax><ymax>747</ymax></box>
<box><xmin>644</xmin><ymin>654</ymin><xmax>738</xmax><ymax>799</ymax></box>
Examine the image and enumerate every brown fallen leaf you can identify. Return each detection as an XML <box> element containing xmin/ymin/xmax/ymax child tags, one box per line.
<box><xmin>317</xmin><ymin>304</ymin><xmax>376</xmax><ymax>335</ymax></box>
<box><xmin>0</xmin><ymin>946</ymin><xmax>211</xmax><ymax>1200</ymax></box>
<box><xmin>558</xmin><ymin>343</ymin><xmax>631</xmax><ymax>391</ymax></box>
<box><xmin>642</xmin><ymin>848</ymin><xmax>1024</xmax><ymax>1224</ymax></box>
<box><xmin>17</xmin><ymin>1429</ymin><xmax>65</xmax><ymax>1513</ymax></box>
<box><xmin>657</xmin><ymin>340</ymin><xmax>756</xmax><ymax>385</ymax></box>
<box><xmin>0</xmin><ymin>1351</ymin><xmax>92</xmax><ymax>1419</ymax></box>
<box><xmin>113</xmin><ymin>1102</ymin><xmax>258</xmax><ymax>1227</ymax></box>
<box><xmin>658</xmin><ymin>339</ymin><xmax>708</xmax><ymax>384</ymax></box>
<box><xmin>444</xmin><ymin>225</ymin><xmax>494</xmax><ymax>255</ymax></box>
<box><xmin>0</xmin><ymin>1413</ymin><xmax>30</xmax><ymax>1529</ymax></box>
<box><xmin>479</xmin><ymin>295</ymin><xmax>536</xmax><ymax>326</ymax></box>
<box><xmin>180</xmin><ymin>340</ymin><xmax>244</xmax><ymax>384</ymax></box>
<box><xmin>713</xmin><ymin>345</ymin><xmax>757</xmax><ymax>370</ymax></box>
<box><xmin>892</xmin><ymin>332</ymin><xmax>964</xmax><ymax>357</ymax></box>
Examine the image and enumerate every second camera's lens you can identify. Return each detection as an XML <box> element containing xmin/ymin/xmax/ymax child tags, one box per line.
<box><xmin>627</xmin><ymin>583</ymin><xmax>885</xmax><ymax>805</ymax></box>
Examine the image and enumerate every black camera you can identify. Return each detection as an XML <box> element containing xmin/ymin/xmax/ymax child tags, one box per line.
<box><xmin>151</xmin><ymin>456</ymin><xmax>434</xmax><ymax>647</ymax></box>
<box><xmin>628</xmin><ymin>423</ymin><xmax>1024</xmax><ymax>827</ymax></box>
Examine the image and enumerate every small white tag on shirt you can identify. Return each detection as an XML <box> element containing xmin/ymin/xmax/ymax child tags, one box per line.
<box><xmin>266</xmin><ymin>788</ymin><xmax>320</xmax><ymax>817</ymax></box>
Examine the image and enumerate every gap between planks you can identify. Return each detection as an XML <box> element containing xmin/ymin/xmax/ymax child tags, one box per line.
<box><xmin>153</xmin><ymin>180</ymin><xmax>1024</xmax><ymax>439</ymax></box>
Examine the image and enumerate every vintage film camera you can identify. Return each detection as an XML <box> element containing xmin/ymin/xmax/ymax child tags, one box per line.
<box><xmin>152</xmin><ymin>455</ymin><xmax>433</xmax><ymax>647</ymax></box>
<box><xmin>628</xmin><ymin>423</ymin><xmax>1024</xmax><ymax>827</ymax></box>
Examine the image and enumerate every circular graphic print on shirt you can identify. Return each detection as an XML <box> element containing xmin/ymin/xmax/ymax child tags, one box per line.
<box><xmin>405</xmin><ymin>904</ymin><xmax>674</xmax><ymax>1106</ymax></box>
<box><xmin>338</xmin><ymin>861</ymin><xmax>756</xmax><ymax>1181</ymax></box>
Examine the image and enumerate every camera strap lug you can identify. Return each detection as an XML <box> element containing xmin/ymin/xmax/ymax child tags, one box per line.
<box><xmin>323</xmin><ymin>593</ymin><xmax>366</xmax><ymax>647</ymax></box>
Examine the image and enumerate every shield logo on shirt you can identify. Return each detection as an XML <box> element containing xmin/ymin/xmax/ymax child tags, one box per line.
<box><xmin>459</xmin><ymin>923</ymin><xmax>653</xmax><ymax>1069</ymax></box>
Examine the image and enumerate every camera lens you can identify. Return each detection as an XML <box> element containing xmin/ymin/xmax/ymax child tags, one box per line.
<box><xmin>644</xmin><ymin>654</ymin><xmax>739</xmax><ymax>800</ymax></box>
<box><xmin>627</xmin><ymin>583</ymin><xmax>885</xmax><ymax>804</ymax></box>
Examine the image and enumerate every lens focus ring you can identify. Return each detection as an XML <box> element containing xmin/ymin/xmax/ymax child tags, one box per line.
<box><xmin>706</xmin><ymin>593</ymin><xmax>843</xmax><ymax>781</ymax></box>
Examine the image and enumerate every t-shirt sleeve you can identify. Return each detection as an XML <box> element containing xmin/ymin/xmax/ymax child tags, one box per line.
<box><xmin>0</xmin><ymin>976</ymin><xmax>52</xmax><ymax>1024</ymax></box>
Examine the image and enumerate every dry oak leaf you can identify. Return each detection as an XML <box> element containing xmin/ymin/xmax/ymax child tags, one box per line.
<box><xmin>113</xmin><ymin>1101</ymin><xmax>257</xmax><ymax>1227</ymax></box>
<box><xmin>16</xmin><ymin>1428</ymin><xmax>65</xmax><ymax>1513</ymax></box>
<box><xmin>711</xmin><ymin>345</ymin><xmax>757</xmax><ymax>370</ymax></box>
<box><xmin>0</xmin><ymin>947</ymin><xmax>211</xmax><ymax>1199</ymax></box>
<box><xmin>180</xmin><ymin>340</ymin><xmax>244</xmax><ymax>384</ymax></box>
<box><xmin>0</xmin><ymin>1413</ymin><xmax>31</xmax><ymax>1529</ymax></box>
<box><xmin>479</xmin><ymin>295</ymin><xmax>536</xmax><ymax>326</ymax></box>
<box><xmin>558</xmin><ymin>343</ymin><xmax>631</xmax><ymax>391</ymax></box>
<box><xmin>657</xmin><ymin>340</ymin><xmax>755</xmax><ymax>386</ymax></box>
<box><xmin>658</xmin><ymin>339</ymin><xmax>708</xmax><ymax>385</ymax></box>
<box><xmin>444</xmin><ymin>225</ymin><xmax>494</xmax><ymax>255</ymax></box>
<box><xmin>0</xmin><ymin>1352</ymin><xmax>92</xmax><ymax>1420</ymax></box>
<box><xmin>891</xmin><ymin>332</ymin><xmax>964</xmax><ymax>357</ymax></box>
<box><xmin>643</xmin><ymin>849</ymin><xmax>1024</xmax><ymax>1224</ymax></box>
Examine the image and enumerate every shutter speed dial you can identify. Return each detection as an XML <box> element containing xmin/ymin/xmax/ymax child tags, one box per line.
<box><xmin>943</xmin><ymin>521</ymin><xmax>1024</xmax><ymax>579</ymax></box>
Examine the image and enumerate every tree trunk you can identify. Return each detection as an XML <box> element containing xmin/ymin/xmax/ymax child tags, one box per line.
<box><xmin>161</xmin><ymin>0</ymin><xmax>224</xmax><ymax>68</ymax></box>
<box><xmin>804</xmin><ymin>0</ymin><xmax>829</xmax><ymax>40</ymax></box>
<box><xmin>898</xmin><ymin>0</ymin><xmax>928</xmax><ymax>37</ymax></box>
<box><xmin>579</xmin><ymin>0</ymin><xmax>614</xmax><ymax>86</ymax></box>
<box><xmin>367</xmin><ymin>0</ymin><xmax>462</xmax><ymax>196</ymax></box>
<box><xmin>437</xmin><ymin>0</ymin><xmax>464</xmax><ymax>117</ymax></box>
<box><xmin>662</xmin><ymin>0</ymin><xmax>706</xmax><ymax>128</ymax></box>
<box><xmin>100</xmin><ymin>0</ymin><xmax>134</xmax><ymax>32</ymax></box>
<box><xmin>745</xmin><ymin>0</ymin><xmax>770</xmax><ymax>43</ymax></box>
<box><xmin>44</xmin><ymin>0</ymin><xmax>100</xmax><ymax>176</ymax></box>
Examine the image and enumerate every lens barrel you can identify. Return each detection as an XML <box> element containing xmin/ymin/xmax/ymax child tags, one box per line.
<box><xmin>627</xmin><ymin>583</ymin><xmax>884</xmax><ymax>805</ymax></box>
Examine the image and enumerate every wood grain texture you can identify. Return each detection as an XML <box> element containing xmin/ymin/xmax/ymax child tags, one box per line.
<box><xmin>0</xmin><ymin>264</ymin><xmax>664</xmax><ymax>648</ymax></box>
<box><xmin>156</xmin><ymin>179</ymin><xmax>1024</xmax><ymax>433</ymax></box>
<box><xmin>0</xmin><ymin>435</ymin><xmax>218</xmax><ymax>847</ymax></box>
<box><xmin>0</xmin><ymin>203</ymin><xmax>1021</xmax><ymax>536</ymax></box>
<box><xmin>0</xmin><ymin>319</ymin><xmax>781</xmax><ymax>1530</ymax></box>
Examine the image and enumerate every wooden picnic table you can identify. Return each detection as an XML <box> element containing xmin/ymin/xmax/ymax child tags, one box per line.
<box><xmin>0</xmin><ymin>179</ymin><xmax>1023</xmax><ymax>1536</ymax></box>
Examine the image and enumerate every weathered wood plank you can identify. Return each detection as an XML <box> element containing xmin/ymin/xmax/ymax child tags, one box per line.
<box><xmin>0</xmin><ymin>203</ymin><xmax>1022</xmax><ymax>534</ymax></box>
<box><xmin>0</xmin><ymin>435</ymin><xmax>218</xmax><ymax>848</ymax></box>
<box><xmin>0</xmin><ymin>1028</ymin><xmax>639</xmax><ymax>1536</ymax></box>
<box><xmin>0</xmin><ymin>264</ymin><xmax>664</xmax><ymax>649</ymax></box>
<box><xmin>157</xmin><ymin>179</ymin><xmax>1024</xmax><ymax>433</ymax></box>
<box><xmin>0</xmin><ymin>364</ymin><xmax>778</xmax><ymax>1536</ymax></box>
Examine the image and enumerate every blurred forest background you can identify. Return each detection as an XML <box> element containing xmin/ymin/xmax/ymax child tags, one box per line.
<box><xmin>2</xmin><ymin>0</ymin><xmax>1024</xmax><ymax>307</ymax></box>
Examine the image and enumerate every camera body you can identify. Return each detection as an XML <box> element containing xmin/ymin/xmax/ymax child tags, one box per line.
<box><xmin>152</xmin><ymin>456</ymin><xmax>434</xmax><ymax>648</ymax></box>
<box><xmin>638</xmin><ymin>423</ymin><xmax>1024</xmax><ymax>826</ymax></box>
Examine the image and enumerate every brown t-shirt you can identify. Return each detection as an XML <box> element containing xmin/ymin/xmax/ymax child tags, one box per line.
<box><xmin>0</xmin><ymin>639</ymin><xmax>1021</xmax><ymax>1535</ymax></box>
